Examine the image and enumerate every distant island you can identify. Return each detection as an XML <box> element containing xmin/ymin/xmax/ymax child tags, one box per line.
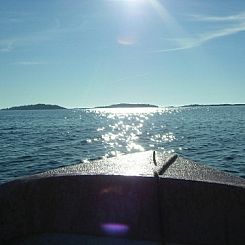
<box><xmin>95</xmin><ymin>103</ymin><xmax>158</xmax><ymax>109</ymax></box>
<box><xmin>2</xmin><ymin>104</ymin><xmax>66</xmax><ymax>110</ymax></box>
<box><xmin>182</xmin><ymin>103</ymin><xmax>245</xmax><ymax>107</ymax></box>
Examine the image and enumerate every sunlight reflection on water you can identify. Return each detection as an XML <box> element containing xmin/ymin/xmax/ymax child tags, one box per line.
<box><xmin>1</xmin><ymin>106</ymin><xmax>244</xmax><ymax>183</ymax></box>
<box><xmin>87</xmin><ymin>107</ymin><xmax>178</xmax><ymax>157</ymax></box>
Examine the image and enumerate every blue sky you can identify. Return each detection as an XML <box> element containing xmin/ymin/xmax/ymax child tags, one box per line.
<box><xmin>0</xmin><ymin>0</ymin><xmax>245</xmax><ymax>108</ymax></box>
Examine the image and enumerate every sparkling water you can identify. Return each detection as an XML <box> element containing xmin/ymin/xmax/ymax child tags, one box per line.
<box><xmin>0</xmin><ymin>106</ymin><xmax>244</xmax><ymax>183</ymax></box>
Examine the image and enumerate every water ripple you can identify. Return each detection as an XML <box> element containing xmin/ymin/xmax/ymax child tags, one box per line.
<box><xmin>0</xmin><ymin>106</ymin><xmax>245</xmax><ymax>183</ymax></box>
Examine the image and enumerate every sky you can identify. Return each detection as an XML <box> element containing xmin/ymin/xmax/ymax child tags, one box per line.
<box><xmin>0</xmin><ymin>0</ymin><xmax>245</xmax><ymax>109</ymax></box>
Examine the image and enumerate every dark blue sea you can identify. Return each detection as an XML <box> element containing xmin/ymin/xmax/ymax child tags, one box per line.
<box><xmin>0</xmin><ymin>106</ymin><xmax>244</xmax><ymax>184</ymax></box>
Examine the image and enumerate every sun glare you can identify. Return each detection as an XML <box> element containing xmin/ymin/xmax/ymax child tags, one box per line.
<box><xmin>125</xmin><ymin>0</ymin><xmax>146</xmax><ymax>3</ymax></box>
<box><xmin>120</xmin><ymin>0</ymin><xmax>146</xmax><ymax>8</ymax></box>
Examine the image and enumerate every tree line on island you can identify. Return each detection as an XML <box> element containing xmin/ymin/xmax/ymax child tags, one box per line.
<box><xmin>1</xmin><ymin>103</ymin><xmax>244</xmax><ymax>110</ymax></box>
<box><xmin>2</xmin><ymin>104</ymin><xmax>66</xmax><ymax>110</ymax></box>
<box><xmin>95</xmin><ymin>103</ymin><xmax>158</xmax><ymax>108</ymax></box>
<box><xmin>2</xmin><ymin>103</ymin><xmax>158</xmax><ymax>110</ymax></box>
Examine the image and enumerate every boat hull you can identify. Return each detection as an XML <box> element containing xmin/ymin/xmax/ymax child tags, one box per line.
<box><xmin>0</xmin><ymin>151</ymin><xmax>245</xmax><ymax>244</ymax></box>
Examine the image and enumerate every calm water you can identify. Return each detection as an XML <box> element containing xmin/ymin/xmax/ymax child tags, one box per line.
<box><xmin>0</xmin><ymin>106</ymin><xmax>244</xmax><ymax>183</ymax></box>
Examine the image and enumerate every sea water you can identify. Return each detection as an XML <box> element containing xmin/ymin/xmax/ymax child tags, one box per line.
<box><xmin>0</xmin><ymin>106</ymin><xmax>244</xmax><ymax>183</ymax></box>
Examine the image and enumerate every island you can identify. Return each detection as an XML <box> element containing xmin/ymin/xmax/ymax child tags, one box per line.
<box><xmin>95</xmin><ymin>103</ymin><xmax>158</xmax><ymax>109</ymax></box>
<box><xmin>182</xmin><ymin>103</ymin><xmax>245</xmax><ymax>107</ymax></box>
<box><xmin>2</xmin><ymin>104</ymin><xmax>66</xmax><ymax>110</ymax></box>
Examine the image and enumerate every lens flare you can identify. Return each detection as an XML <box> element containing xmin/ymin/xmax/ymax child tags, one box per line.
<box><xmin>101</xmin><ymin>223</ymin><xmax>129</xmax><ymax>236</ymax></box>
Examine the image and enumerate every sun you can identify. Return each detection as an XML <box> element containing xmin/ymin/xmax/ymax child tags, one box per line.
<box><xmin>124</xmin><ymin>0</ymin><xmax>145</xmax><ymax>2</ymax></box>
<box><xmin>122</xmin><ymin>0</ymin><xmax>146</xmax><ymax>6</ymax></box>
